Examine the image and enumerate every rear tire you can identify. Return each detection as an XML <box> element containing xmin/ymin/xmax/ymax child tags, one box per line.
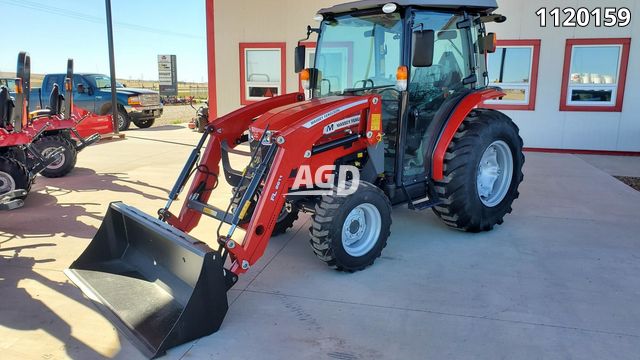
<box><xmin>0</xmin><ymin>156</ymin><xmax>31</xmax><ymax>200</ymax></box>
<box><xmin>3</xmin><ymin>147</ymin><xmax>27</xmax><ymax>165</ymax></box>
<box><xmin>432</xmin><ymin>109</ymin><xmax>524</xmax><ymax>232</ymax></box>
<box><xmin>310</xmin><ymin>181</ymin><xmax>392</xmax><ymax>272</ymax></box>
<box><xmin>34</xmin><ymin>135</ymin><xmax>78</xmax><ymax>178</ymax></box>
<box><xmin>133</xmin><ymin>118</ymin><xmax>155</xmax><ymax>129</ymax></box>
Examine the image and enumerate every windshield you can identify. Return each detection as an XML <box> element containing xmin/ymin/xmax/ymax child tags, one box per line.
<box><xmin>91</xmin><ymin>75</ymin><xmax>125</xmax><ymax>89</ymax></box>
<box><xmin>315</xmin><ymin>12</ymin><xmax>403</xmax><ymax>97</ymax></box>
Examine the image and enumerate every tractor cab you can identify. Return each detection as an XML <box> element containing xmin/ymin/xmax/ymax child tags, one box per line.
<box><xmin>296</xmin><ymin>0</ymin><xmax>502</xmax><ymax>190</ymax></box>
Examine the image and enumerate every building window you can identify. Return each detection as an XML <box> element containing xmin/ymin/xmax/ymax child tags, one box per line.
<box><xmin>239</xmin><ymin>43</ymin><xmax>286</xmax><ymax>105</ymax></box>
<box><xmin>484</xmin><ymin>40</ymin><xmax>540</xmax><ymax>111</ymax></box>
<box><xmin>560</xmin><ymin>38</ymin><xmax>631</xmax><ymax>112</ymax></box>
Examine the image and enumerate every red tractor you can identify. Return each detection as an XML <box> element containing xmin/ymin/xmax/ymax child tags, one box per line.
<box><xmin>0</xmin><ymin>54</ymin><xmax>63</xmax><ymax>210</ymax></box>
<box><xmin>67</xmin><ymin>1</ymin><xmax>523</xmax><ymax>357</ymax></box>
<box><xmin>24</xmin><ymin>56</ymin><xmax>105</xmax><ymax>178</ymax></box>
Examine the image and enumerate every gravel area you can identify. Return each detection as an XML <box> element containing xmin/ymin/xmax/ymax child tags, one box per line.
<box><xmin>615</xmin><ymin>176</ymin><xmax>640</xmax><ymax>192</ymax></box>
<box><xmin>155</xmin><ymin>105</ymin><xmax>198</xmax><ymax>126</ymax></box>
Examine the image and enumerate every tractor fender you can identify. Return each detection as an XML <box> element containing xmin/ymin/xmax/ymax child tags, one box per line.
<box><xmin>430</xmin><ymin>88</ymin><xmax>505</xmax><ymax>181</ymax></box>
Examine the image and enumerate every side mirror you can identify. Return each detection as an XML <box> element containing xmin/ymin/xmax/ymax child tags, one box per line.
<box><xmin>295</xmin><ymin>45</ymin><xmax>306</xmax><ymax>73</ymax></box>
<box><xmin>479</xmin><ymin>33</ymin><xmax>497</xmax><ymax>54</ymax></box>
<box><xmin>412</xmin><ymin>30</ymin><xmax>435</xmax><ymax>67</ymax></box>
<box><xmin>87</xmin><ymin>86</ymin><xmax>94</xmax><ymax>96</ymax></box>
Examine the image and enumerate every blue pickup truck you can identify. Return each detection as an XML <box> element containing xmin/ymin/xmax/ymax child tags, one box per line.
<box><xmin>31</xmin><ymin>73</ymin><xmax>163</xmax><ymax>131</ymax></box>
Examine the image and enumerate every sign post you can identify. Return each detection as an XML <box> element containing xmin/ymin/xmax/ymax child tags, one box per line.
<box><xmin>158</xmin><ymin>55</ymin><xmax>178</xmax><ymax>97</ymax></box>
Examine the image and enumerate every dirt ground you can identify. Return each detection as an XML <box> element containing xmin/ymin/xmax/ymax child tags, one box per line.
<box><xmin>615</xmin><ymin>176</ymin><xmax>640</xmax><ymax>192</ymax></box>
<box><xmin>155</xmin><ymin>105</ymin><xmax>198</xmax><ymax>126</ymax></box>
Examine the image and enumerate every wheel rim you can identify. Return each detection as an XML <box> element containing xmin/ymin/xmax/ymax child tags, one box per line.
<box><xmin>476</xmin><ymin>140</ymin><xmax>514</xmax><ymax>207</ymax></box>
<box><xmin>118</xmin><ymin>113</ymin><xmax>126</xmax><ymax>129</ymax></box>
<box><xmin>42</xmin><ymin>147</ymin><xmax>65</xmax><ymax>170</ymax></box>
<box><xmin>341</xmin><ymin>203</ymin><xmax>381</xmax><ymax>257</ymax></box>
<box><xmin>0</xmin><ymin>170</ymin><xmax>16</xmax><ymax>194</ymax></box>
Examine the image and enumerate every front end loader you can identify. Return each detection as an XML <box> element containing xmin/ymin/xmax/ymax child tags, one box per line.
<box><xmin>67</xmin><ymin>1</ymin><xmax>524</xmax><ymax>357</ymax></box>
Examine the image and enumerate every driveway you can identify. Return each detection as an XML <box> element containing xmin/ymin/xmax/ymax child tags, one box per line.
<box><xmin>1</xmin><ymin>125</ymin><xmax>639</xmax><ymax>359</ymax></box>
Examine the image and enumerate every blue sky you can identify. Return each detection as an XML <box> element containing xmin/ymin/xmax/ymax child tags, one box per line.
<box><xmin>0</xmin><ymin>0</ymin><xmax>207</xmax><ymax>82</ymax></box>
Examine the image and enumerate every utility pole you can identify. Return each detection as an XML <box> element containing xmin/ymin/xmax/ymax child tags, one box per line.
<box><xmin>105</xmin><ymin>0</ymin><xmax>119</xmax><ymax>135</ymax></box>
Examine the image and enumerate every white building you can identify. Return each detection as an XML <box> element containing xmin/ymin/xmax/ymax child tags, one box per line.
<box><xmin>206</xmin><ymin>0</ymin><xmax>639</xmax><ymax>152</ymax></box>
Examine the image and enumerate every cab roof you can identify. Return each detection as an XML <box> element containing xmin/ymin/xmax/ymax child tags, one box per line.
<box><xmin>318</xmin><ymin>0</ymin><xmax>498</xmax><ymax>15</ymax></box>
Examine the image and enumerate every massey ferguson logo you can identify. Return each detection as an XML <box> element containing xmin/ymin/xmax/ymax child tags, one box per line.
<box><xmin>302</xmin><ymin>99</ymin><xmax>368</xmax><ymax>129</ymax></box>
<box><xmin>323</xmin><ymin>115</ymin><xmax>360</xmax><ymax>135</ymax></box>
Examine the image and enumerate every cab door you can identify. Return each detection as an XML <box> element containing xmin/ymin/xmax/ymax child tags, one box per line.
<box><xmin>400</xmin><ymin>10</ymin><xmax>474</xmax><ymax>181</ymax></box>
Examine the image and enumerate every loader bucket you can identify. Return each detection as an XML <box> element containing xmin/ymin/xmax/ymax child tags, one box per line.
<box><xmin>65</xmin><ymin>202</ymin><xmax>230</xmax><ymax>358</ymax></box>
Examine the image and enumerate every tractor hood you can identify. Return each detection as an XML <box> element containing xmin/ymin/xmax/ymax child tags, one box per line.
<box><xmin>249</xmin><ymin>96</ymin><xmax>367</xmax><ymax>140</ymax></box>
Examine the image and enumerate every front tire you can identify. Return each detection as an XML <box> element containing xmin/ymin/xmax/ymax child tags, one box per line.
<box><xmin>0</xmin><ymin>156</ymin><xmax>31</xmax><ymax>200</ymax></box>
<box><xmin>117</xmin><ymin>109</ymin><xmax>131</xmax><ymax>131</ymax></box>
<box><xmin>196</xmin><ymin>117</ymin><xmax>207</xmax><ymax>133</ymax></box>
<box><xmin>310</xmin><ymin>181</ymin><xmax>392</xmax><ymax>272</ymax></box>
<box><xmin>432</xmin><ymin>109</ymin><xmax>524</xmax><ymax>232</ymax></box>
<box><xmin>33</xmin><ymin>135</ymin><xmax>78</xmax><ymax>178</ymax></box>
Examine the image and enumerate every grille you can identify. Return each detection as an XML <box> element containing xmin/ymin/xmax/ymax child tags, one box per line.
<box><xmin>140</xmin><ymin>94</ymin><xmax>160</xmax><ymax>106</ymax></box>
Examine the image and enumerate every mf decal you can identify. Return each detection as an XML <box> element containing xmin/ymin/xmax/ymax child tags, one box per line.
<box><xmin>323</xmin><ymin>115</ymin><xmax>361</xmax><ymax>135</ymax></box>
<box><xmin>302</xmin><ymin>99</ymin><xmax>368</xmax><ymax>129</ymax></box>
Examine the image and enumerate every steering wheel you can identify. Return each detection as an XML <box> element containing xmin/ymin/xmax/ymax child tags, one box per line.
<box><xmin>354</xmin><ymin>79</ymin><xmax>375</xmax><ymax>89</ymax></box>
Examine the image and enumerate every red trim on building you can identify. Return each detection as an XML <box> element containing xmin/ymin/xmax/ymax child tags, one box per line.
<box><xmin>524</xmin><ymin>147</ymin><xmax>640</xmax><ymax>157</ymax></box>
<box><xmin>205</xmin><ymin>0</ymin><xmax>217</xmax><ymax>119</ymax></box>
<box><xmin>239</xmin><ymin>42</ymin><xmax>287</xmax><ymax>106</ymax></box>
<box><xmin>559</xmin><ymin>38</ymin><xmax>631</xmax><ymax>113</ymax></box>
<box><xmin>483</xmin><ymin>39</ymin><xmax>541</xmax><ymax>111</ymax></box>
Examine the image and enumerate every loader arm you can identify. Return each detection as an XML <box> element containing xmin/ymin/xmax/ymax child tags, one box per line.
<box><xmin>165</xmin><ymin>93</ymin><xmax>307</xmax><ymax>232</ymax></box>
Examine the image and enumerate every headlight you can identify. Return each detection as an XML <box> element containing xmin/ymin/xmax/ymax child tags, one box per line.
<box><xmin>128</xmin><ymin>96</ymin><xmax>141</xmax><ymax>105</ymax></box>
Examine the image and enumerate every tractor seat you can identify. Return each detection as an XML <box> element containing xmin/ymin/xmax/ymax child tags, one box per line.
<box><xmin>29</xmin><ymin>83</ymin><xmax>64</xmax><ymax>120</ymax></box>
<box><xmin>438</xmin><ymin>51</ymin><xmax>463</xmax><ymax>89</ymax></box>
<box><xmin>0</xmin><ymin>86</ymin><xmax>15</xmax><ymax>129</ymax></box>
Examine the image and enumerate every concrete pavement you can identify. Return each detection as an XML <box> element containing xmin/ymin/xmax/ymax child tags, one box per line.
<box><xmin>1</xmin><ymin>125</ymin><xmax>639</xmax><ymax>359</ymax></box>
<box><xmin>578</xmin><ymin>153</ymin><xmax>640</xmax><ymax>178</ymax></box>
